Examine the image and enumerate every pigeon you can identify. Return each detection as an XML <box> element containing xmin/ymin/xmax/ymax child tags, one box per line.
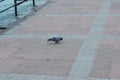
<box><xmin>47</xmin><ymin>37</ymin><xmax>63</xmax><ymax>43</ymax></box>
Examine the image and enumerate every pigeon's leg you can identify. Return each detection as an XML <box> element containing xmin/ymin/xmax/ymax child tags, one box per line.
<box><xmin>55</xmin><ymin>41</ymin><xmax>59</xmax><ymax>44</ymax></box>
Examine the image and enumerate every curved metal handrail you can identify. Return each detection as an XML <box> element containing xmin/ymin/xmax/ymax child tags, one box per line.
<box><xmin>0</xmin><ymin>0</ymin><xmax>35</xmax><ymax>16</ymax></box>
<box><xmin>0</xmin><ymin>0</ymin><xmax>4</xmax><ymax>2</ymax></box>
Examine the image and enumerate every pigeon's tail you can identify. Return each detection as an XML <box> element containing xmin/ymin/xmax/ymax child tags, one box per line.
<box><xmin>47</xmin><ymin>38</ymin><xmax>53</xmax><ymax>42</ymax></box>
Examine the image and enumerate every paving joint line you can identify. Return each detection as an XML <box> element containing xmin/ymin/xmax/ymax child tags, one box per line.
<box><xmin>58</xmin><ymin>2</ymin><xmax>99</xmax><ymax>5</ymax></box>
<box><xmin>0</xmin><ymin>74</ymin><xmax>66</xmax><ymax>80</ymax></box>
<box><xmin>45</xmin><ymin>14</ymin><xmax>98</xmax><ymax>17</ymax></box>
<box><xmin>1</xmin><ymin>34</ymin><xmax>120</xmax><ymax>40</ymax></box>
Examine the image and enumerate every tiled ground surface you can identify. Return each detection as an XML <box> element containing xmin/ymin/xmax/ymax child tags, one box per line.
<box><xmin>110</xmin><ymin>2</ymin><xmax>120</xmax><ymax>14</ymax></box>
<box><xmin>1</xmin><ymin>0</ymin><xmax>120</xmax><ymax>80</ymax></box>
<box><xmin>89</xmin><ymin>40</ymin><xmax>120</xmax><ymax>79</ymax></box>
<box><xmin>11</xmin><ymin>16</ymin><xmax>95</xmax><ymax>34</ymax></box>
<box><xmin>103</xmin><ymin>16</ymin><xmax>120</xmax><ymax>35</ymax></box>
<box><xmin>0</xmin><ymin>38</ymin><xmax>83</xmax><ymax>76</ymax></box>
<box><xmin>39</xmin><ymin>2</ymin><xmax>101</xmax><ymax>14</ymax></box>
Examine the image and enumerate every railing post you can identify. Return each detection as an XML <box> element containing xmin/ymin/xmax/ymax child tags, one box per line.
<box><xmin>33</xmin><ymin>0</ymin><xmax>35</xmax><ymax>6</ymax></box>
<box><xmin>0</xmin><ymin>0</ymin><xmax>4</xmax><ymax>2</ymax></box>
<box><xmin>14</xmin><ymin>0</ymin><xmax>18</xmax><ymax>16</ymax></box>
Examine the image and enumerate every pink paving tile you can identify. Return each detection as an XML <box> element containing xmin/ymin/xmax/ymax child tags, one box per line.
<box><xmin>0</xmin><ymin>58</ymin><xmax>22</xmax><ymax>74</ymax></box>
<box><xmin>12</xmin><ymin>59</ymin><xmax>73</xmax><ymax>76</ymax></box>
<box><xmin>0</xmin><ymin>38</ymin><xmax>83</xmax><ymax>76</ymax></box>
<box><xmin>110</xmin><ymin>3</ymin><xmax>120</xmax><ymax>14</ymax></box>
<box><xmin>12</xmin><ymin>38</ymin><xmax>83</xmax><ymax>60</ymax></box>
<box><xmin>110</xmin><ymin>51</ymin><xmax>120</xmax><ymax>79</ymax></box>
<box><xmin>40</xmin><ymin>1</ymin><xmax>101</xmax><ymax>14</ymax></box>
<box><xmin>103</xmin><ymin>16</ymin><xmax>120</xmax><ymax>35</ymax></box>
<box><xmin>89</xmin><ymin>40</ymin><xmax>120</xmax><ymax>79</ymax></box>
<box><xmin>110</xmin><ymin>64</ymin><xmax>120</xmax><ymax>79</ymax></box>
<box><xmin>0</xmin><ymin>46</ymin><xmax>18</xmax><ymax>59</ymax></box>
<box><xmin>0</xmin><ymin>39</ymin><xmax>20</xmax><ymax>60</ymax></box>
<box><xmin>12</xmin><ymin>16</ymin><xmax>95</xmax><ymax>35</ymax></box>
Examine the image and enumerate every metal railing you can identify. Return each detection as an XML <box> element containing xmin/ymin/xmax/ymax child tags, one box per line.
<box><xmin>0</xmin><ymin>0</ymin><xmax>4</xmax><ymax>2</ymax></box>
<box><xmin>0</xmin><ymin>0</ymin><xmax>36</xmax><ymax>16</ymax></box>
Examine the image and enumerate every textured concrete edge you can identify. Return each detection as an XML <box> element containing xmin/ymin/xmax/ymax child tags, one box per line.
<box><xmin>0</xmin><ymin>73</ymin><xmax>119</xmax><ymax>80</ymax></box>
<box><xmin>0</xmin><ymin>73</ymin><xmax>66</xmax><ymax>80</ymax></box>
<box><xmin>45</xmin><ymin>14</ymin><xmax>98</xmax><ymax>17</ymax></box>
<box><xmin>57</xmin><ymin>1</ymin><xmax>100</xmax><ymax>4</ymax></box>
<box><xmin>1</xmin><ymin>34</ymin><xmax>86</xmax><ymax>39</ymax></box>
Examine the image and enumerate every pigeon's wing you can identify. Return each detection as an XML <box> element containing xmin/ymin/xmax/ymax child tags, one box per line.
<box><xmin>52</xmin><ymin>37</ymin><xmax>59</xmax><ymax>43</ymax></box>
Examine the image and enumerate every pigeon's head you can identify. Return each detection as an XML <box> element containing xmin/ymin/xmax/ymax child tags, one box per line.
<box><xmin>60</xmin><ymin>37</ymin><xmax>63</xmax><ymax>40</ymax></box>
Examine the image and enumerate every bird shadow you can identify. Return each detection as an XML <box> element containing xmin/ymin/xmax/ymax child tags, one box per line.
<box><xmin>46</xmin><ymin>41</ymin><xmax>63</xmax><ymax>45</ymax></box>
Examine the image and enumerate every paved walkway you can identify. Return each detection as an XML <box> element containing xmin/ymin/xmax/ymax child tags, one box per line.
<box><xmin>0</xmin><ymin>0</ymin><xmax>120</xmax><ymax>80</ymax></box>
